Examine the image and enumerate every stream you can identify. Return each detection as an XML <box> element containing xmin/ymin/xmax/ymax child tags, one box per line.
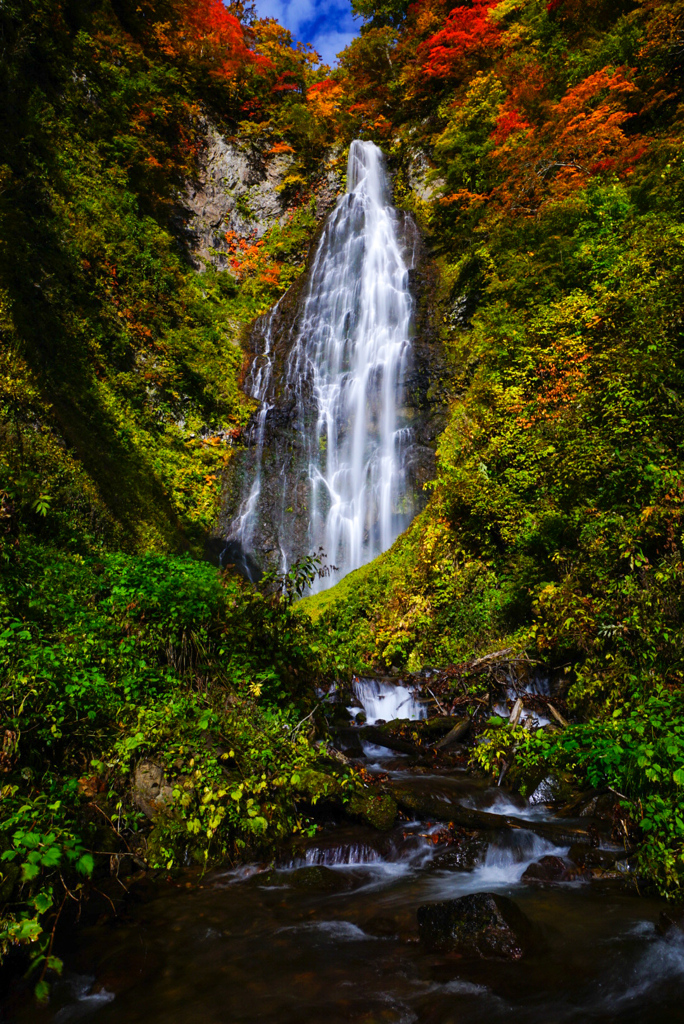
<box><xmin>18</xmin><ymin>680</ymin><xmax>684</xmax><ymax>1024</ymax></box>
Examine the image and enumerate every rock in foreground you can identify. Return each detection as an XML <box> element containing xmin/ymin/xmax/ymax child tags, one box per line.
<box><xmin>521</xmin><ymin>855</ymin><xmax>570</xmax><ymax>883</ymax></box>
<box><xmin>417</xmin><ymin>892</ymin><xmax>533</xmax><ymax>959</ymax></box>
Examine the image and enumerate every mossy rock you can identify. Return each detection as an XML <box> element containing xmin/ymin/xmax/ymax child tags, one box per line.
<box><xmin>257</xmin><ymin>866</ymin><xmax>351</xmax><ymax>892</ymax></box>
<box><xmin>298</xmin><ymin>767</ymin><xmax>344</xmax><ymax>802</ymax></box>
<box><xmin>347</xmin><ymin>789</ymin><xmax>397</xmax><ymax>831</ymax></box>
<box><xmin>288</xmin><ymin>866</ymin><xmax>352</xmax><ymax>892</ymax></box>
<box><xmin>505</xmin><ymin>761</ymin><xmax>550</xmax><ymax>799</ymax></box>
<box><xmin>418</xmin><ymin>893</ymin><xmax>534</xmax><ymax>959</ymax></box>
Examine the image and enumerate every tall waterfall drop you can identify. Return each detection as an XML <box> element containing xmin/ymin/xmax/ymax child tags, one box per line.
<box><xmin>226</xmin><ymin>140</ymin><xmax>421</xmax><ymax>589</ymax></box>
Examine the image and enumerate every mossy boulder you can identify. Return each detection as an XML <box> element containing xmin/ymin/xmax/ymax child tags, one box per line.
<box><xmin>418</xmin><ymin>892</ymin><xmax>533</xmax><ymax>959</ymax></box>
<box><xmin>521</xmin><ymin>855</ymin><xmax>570</xmax><ymax>884</ymax></box>
<box><xmin>288</xmin><ymin>866</ymin><xmax>353</xmax><ymax>892</ymax></box>
<box><xmin>347</xmin><ymin>789</ymin><xmax>398</xmax><ymax>831</ymax></box>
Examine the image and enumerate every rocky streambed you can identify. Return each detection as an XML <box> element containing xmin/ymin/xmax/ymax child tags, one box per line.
<box><xmin>10</xmin><ymin>677</ymin><xmax>684</xmax><ymax>1024</ymax></box>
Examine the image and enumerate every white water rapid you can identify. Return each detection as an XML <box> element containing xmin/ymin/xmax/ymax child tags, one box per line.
<box><xmin>227</xmin><ymin>140</ymin><xmax>416</xmax><ymax>588</ymax></box>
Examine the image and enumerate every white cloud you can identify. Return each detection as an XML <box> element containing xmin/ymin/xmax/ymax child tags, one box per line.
<box><xmin>254</xmin><ymin>0</ymin><xmax>288</xmax><ymax>24</ymax></box>
<box><xmin>253</xmin><ymin>0</ymin><xmax>358</xmax><ymax>65</ymax></box>
<box><xmin>309</xmin><ymin>29</ymin><xmax>357</xmax><ymax>65</ymax></box>
<box><xmin>260</xmin><ymin>0</ymin><xmax>317</xmax><ymax>34</ymax></box>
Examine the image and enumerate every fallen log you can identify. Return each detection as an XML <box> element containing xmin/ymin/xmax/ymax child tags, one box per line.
<box><xmin>433</xmin><ymin>717</ymin><xmax>471</xmax><ymax>750</ymax></box>
<box><xmin>357</xmin><ymin>725</ymin><xmax>420</xmax><ymax>756</ymax></box>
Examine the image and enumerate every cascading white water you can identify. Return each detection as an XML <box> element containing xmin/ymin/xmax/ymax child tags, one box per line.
<box><xmin>228</xmin><ymin>140</ymin><xmax>416</xmax><ymax>587</ymax></box>
<box><xmin>351</xmin><ymin>676</ymin><xmax>426</xmax><ymax>725</ymax></box>
<box><xmin>285</xmin><ymin>139</ymin><xmax>413</xmax><ymax>585</ymax></box>
<box><xmin>229</xmin><ymin>302</ymin><xmax>278</xmax><ymax>560</ymax></box>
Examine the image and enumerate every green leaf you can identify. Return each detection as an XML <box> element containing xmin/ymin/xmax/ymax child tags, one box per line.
<box><xmin>76</xmin><ymin>853</ymin><xmax>94</xmax><ymax>876</ymax></box>
<box><xmin>11</xmin><ymin>918</ymin><xmax>42</xmax><ymax>942</ymax></box>
<box><xmin>35</xmin><ymin>979</ymin><xmax>50</xmax><ymax>1004</ymax></box>
<box><xmin>32</xmin><ymin>892</ymin><xmax>53</xmax><ymax>914</ymax></box>
<box><xmin>40</xmin><ymin>847</ymin><xmax>62</xmax><ymax>868</ymax></box>
<box><xmin>46</xmin><ymin>955</ymin><xmax>63</xmax><ymax>975</ymax></box>
<box><xmin>124</xmin><ymin>732</ymin><xmax>145</xmax><ymax>750</ymax></box>
<box><xmin>198</xmin><ymin>709</ymin><xmax>213</xmax><ymax>730</ymax></box>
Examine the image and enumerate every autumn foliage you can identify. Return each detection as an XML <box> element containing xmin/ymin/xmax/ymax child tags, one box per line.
<box><xmin>417</xmin><ymin>0</ymin><xmax>501</xmax><ymax>81</ymax></box>
<box><xmin>153</xmin><ymin>1</ymin><xmax>243</xmax><ymax>77</ymax></box>
<box><xmin>488</xmin><ymin>67</ymin><xmax>646</xmax><ymax>214</ymax></box>
<box><xmin>490</xmin><ymin>106</ymin><xmax>530</xmax><ymax>145</ymax></box>
<box><xmin>181</xmin><ymin>0</ymin><xmax>248</xmax><ymax>61</ymax></box>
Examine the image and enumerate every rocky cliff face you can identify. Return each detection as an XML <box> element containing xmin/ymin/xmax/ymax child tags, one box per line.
<box><xmin>405</xmin><ymin>147</ymin><xmax>445</xmax><ymax>204</ymax></box>
<box><xmin>179</xmin><ymin>121</ymin><xmax>344</xmax><ymax>269</ymax></box>
<box><xmin>178</xmin><ymin>131</ymin><xmax>449</xmax><ymax>576</ymax></box>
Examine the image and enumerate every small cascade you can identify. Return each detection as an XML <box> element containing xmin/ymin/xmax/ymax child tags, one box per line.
<box><xmin>493</xmin><ymin>672</ymin><xmax>552</xmax><ymax>729</ymax></box>
<box><xmin>299</xmin><ymin>843</ymin><xmax>384</xmax><ymax>867</ymax></box>
<box><xmin>351</xmin><ymin>676</ymin><xmax>426</xmax><ymax>725</ymax></box>
<box><xmin>478</xmin><ymin>831</ymin><xmax>565</xmax><ymax>880</ymax></box>
<box><xmin>281</xmin><ymin>822</ymin><xmax>440</xmax><ymax>876</ymax></box>
<box><xmin>224</xmin><ymin>304</ymin><xmax>279</xmax><ymax>579</ymax></box>
<box><xmin>226</xmin><ymin>140</ymin><xmax>418</xmax><ymax>588</ymax></box>
<box><xmin>426</xmin><ymin>831</ymin><xmax>569</xmax><ymax>902</ymax></box>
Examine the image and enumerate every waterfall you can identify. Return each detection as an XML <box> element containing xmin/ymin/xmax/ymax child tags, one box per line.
<box><xmin>227</xmin><ymin>140</ymin><xmax>416</xmax><ymax>588</ymax></box>
<box><xmin>351</xmin><ymin>676</ymin><xmax>426</xmax><ymax>725</ymax></box>
<box><xmin>221</xmin><ymin>303</ymin><xmax>279</xmax><ymax>581</ymax></box>
<box><xmin>229</xmin><ymin>304</ymin><xmax>277</xmax><ymax>552</ymax></box>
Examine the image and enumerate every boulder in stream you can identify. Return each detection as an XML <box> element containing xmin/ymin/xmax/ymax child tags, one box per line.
<box><xmin>346</xmin><ymin>789</ymin><xmax>398</xmax><ymax>831</ymax></box>
<box><xmin>521</xmin><ymin>855</ymin><xmax>570</xmax><ymax>883</ymax></box>
<box><xmin>417</xmin><ymin>892</ymin><xmax>533</xmax><ymax>959</ymax></box>
<box><xmin>428</xmin><ymin>830</ymin><xmax>488</xmax><ymax>872</ymax></box>
<box><xmin>288</xmin><ymin>866</ymin><xmax>354</xmax><ymax>893</ymax></box>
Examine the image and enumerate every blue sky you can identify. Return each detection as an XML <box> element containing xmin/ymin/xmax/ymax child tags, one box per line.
<box><xmin>254</xmin><ymin>0</ymin><xmax>359</xmax><ymax>66</ymax></box>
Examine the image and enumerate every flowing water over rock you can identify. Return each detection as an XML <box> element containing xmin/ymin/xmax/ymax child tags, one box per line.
<box><xmin>27</xmin><ymin>680</ymin><xmax>684</xmax><ymax>1024</ymax></box>
<box><xmin>227</xmin><ymin>302</ymin><xmax>279</xmax><ymax>562</ymax></box>
<box><xmin>350</xmin><ymin>675</ymin><xmax>426</xmax><ymax>725</ymax></box>
<box><xmin>223</xmin><ymin>141</ymin><xmax>436</xmax><ymax>586</ymax></box>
